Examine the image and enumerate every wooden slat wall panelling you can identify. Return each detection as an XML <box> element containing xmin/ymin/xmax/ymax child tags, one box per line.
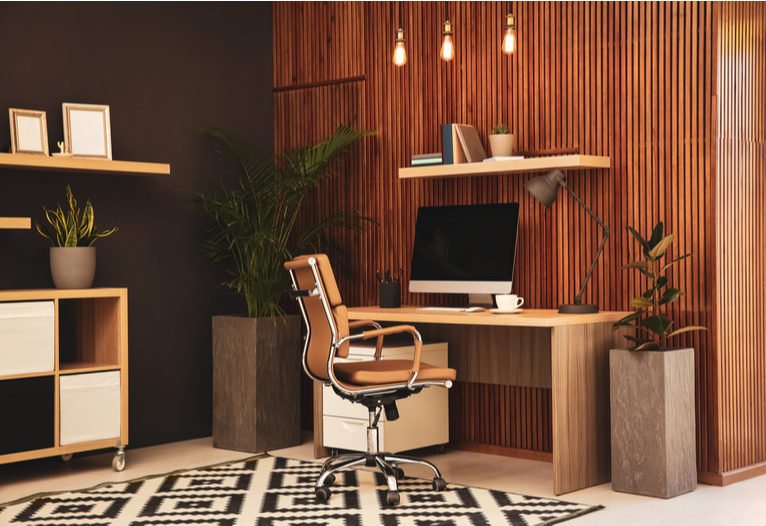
<box><xmin>716</xmin><ymin>1</ymin><xmax>766</xmax><ymax>477</ymax></box>
<box><xmin>273</xmin><ymin>1</ymin><xmax>727</xmax><ymax>475</ymax></box>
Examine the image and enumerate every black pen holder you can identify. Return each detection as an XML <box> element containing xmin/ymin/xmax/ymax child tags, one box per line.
<box><xmin>379</xmin><ymin>282</ymin><xmax>401</xmax><ymax>309</ymax></box>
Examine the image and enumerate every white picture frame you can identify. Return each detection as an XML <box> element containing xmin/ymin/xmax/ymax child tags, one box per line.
<box><xmin>9</xmin><ymin>108</ymin><xmax>49</xmax><ymax>156</ymax></box>
<box><xmin>62</xmin><ymin>103</ymin><xmax>112</xmax><ymax>160</ymax></box>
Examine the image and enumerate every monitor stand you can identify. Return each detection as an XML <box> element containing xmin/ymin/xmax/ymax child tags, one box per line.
<box><xmin>468</xmin><ymin>293</ymin><xmax>494</xmax><ymax>308</ymax></box>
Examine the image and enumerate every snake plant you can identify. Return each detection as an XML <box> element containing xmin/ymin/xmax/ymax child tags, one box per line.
<box><xmin>36</xmin><ymin>185</ymin><xmax>118</xmax><ymax>247</ymax></box>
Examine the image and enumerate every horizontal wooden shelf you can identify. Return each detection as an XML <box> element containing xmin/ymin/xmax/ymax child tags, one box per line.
<box><xmin>0</xmin><ymin>217</ymin><xmax>31</xmax><ymax>229</ymax></box>
<box><xmin>59</xmin><ymin>363</ymin><xmax>120</xmax><ymax>373</ymax></box>
<box><xmin>399</xmin><ymin>154</ymin><xmax>611</xmax><ymax>180</ymax></box>
<box><xmin>0</xmin><ymin>152</ymin><xmax>170</xmax><ymax>176</ymax></box>
<box><xmin>0</xmin><ymin>287</ymin><xmax>127</xmax><ymax>301</ymax></box>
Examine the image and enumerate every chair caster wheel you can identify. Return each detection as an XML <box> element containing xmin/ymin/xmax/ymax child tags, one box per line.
<box><xmin>432</xmin><ymin>477</ymin><xmax>447</xmax><ymax>491</ymax></box>
<box><xmin>386</xmin><ymin>491</ymin><xmax>400</xmax><ymax>506</ymax></box>
<box><xmin>315</xmin><ymin>487</ymin><xmax>332</xmax><ymax>501</ymax></box>
<box><xmin>323</xmin><ymin>473</ymin><xmax>336</xmax><ymax>486</ymax></box>
<box><xmin>393</xmin><ymin>467</ymin><xmax>405</xmax><ymax>480</ymax></box>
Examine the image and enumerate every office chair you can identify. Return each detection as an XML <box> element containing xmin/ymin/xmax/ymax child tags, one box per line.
<box><xmin>285</xmin><ymin>254</ymin><xmax>457</xmax><ymax>506</ymax></box>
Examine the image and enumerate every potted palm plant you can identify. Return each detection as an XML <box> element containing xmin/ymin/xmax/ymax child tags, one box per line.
<box><xmin>610</xmin><ymin>221</ymin><xmax>707</xmax><ymax>498</ymax></box>
<box><xmin>488</xmin><ymin>123</ymin><xmax>514</xmax><ymax>157</ymax></box>
<box><xmin>190</xmin><ymin>125</ymin><xmax>376</xmax><ymax>453</ymax></box>
<box><xmin>36</xmin><ymin>185</ymin><xmax>117</xmax><ymax>289</ymax></box>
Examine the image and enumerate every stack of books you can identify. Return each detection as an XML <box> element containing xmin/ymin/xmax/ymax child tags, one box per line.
<box><xmin>411</xmin><ymin>153</ymin><xmax>443</xmax><ymax>166</ymax></box>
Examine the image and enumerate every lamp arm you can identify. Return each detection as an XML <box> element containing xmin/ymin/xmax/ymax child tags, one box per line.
<box><xmin>558</xmin><ymin>179</ymin><xmax>610</xmax><ymax>305</ymax></box>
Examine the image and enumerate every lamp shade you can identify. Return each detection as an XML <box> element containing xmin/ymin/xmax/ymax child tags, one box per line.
<box><xmin>524</xmin><ymin>169</ymin><xmax>564</xmax><ymax>209</ymax></box>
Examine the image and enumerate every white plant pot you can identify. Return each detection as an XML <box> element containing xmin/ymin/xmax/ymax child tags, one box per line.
<box><xmin>489</xmin><ymin>134</ymin><xmax>515</xmax><ymax>157</ymax></box>
<box><xmin>50</xmin><ymin>246</ymin><xmax>96</xmax><ymax>289</ymax></box>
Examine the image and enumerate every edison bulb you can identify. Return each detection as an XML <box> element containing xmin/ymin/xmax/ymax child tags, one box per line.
<box><xmin>440</xmin><ymin>20</ymin><xmax>454</xmax><ymax>62</ymax></box>
<box><xmin>393</xmin><ymin>29</ymin><xmax>407</xmax><ymax>66</ymax></box>
<box><xmin>502</xmin><ymin>27</ymin><xmax>516</xmax><ymax>54</ymax></box>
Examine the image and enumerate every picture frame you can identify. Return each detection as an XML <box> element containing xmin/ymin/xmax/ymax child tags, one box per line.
<box><xmin>9</xmin><ymin>108</ymin><xmax>49</xmax><ymax>156</ymax></box>
<box><xmin>62</xmin><ymin>103</ymin><xmax>112</xmax><ymax>160</ymax></box>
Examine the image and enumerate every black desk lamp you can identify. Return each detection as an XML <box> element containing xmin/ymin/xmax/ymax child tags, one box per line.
<box><xmin>525</xmin><ymin>169</ymin><xmax>610</xmax><ymax>314</ymax></box>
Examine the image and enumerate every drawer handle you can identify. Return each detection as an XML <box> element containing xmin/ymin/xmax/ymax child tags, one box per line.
<box><xmin>341</xmin><ymin>421</ymin><xmax>366</xmax><ymax>431</ymax></box>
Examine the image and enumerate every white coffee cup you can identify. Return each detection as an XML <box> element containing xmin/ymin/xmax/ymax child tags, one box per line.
<box><xmin>495</xmin><ymin>294</ymin><xmax>524</xmax><ymax>311</ymax></box>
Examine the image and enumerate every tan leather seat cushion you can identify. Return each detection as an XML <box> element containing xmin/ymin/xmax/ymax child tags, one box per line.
<box><xmin>334</xmin><ymin>360</ymin><xmax>457</xmax><ymax>386</ymax></box>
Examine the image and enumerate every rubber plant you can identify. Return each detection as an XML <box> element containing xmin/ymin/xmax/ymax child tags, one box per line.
<box><xmin>613</xmin><ymin>221</ymin><xmax>707</xmax><ymax>351</ymax></box>
<box><xmin>190</xmin><ymin>125</ymin><xmax>377</xmax><ymax>319</ymax></box>
<box><xmin>36</xmin><ymin>185</ymin><xmax>118</xmax><ymax>247</ymax></box>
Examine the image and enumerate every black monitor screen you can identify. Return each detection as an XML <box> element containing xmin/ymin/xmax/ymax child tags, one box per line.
<box><xmin>410</xmin><ymin>203</ymin><xmax>520</xmax><ymax>291</ymax></box>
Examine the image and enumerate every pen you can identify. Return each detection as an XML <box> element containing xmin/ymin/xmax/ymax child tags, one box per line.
<box><xmin>376</xmin><ymin>270</ymin><xmax>384</xmax><ymax>283</ymax></box>
<box><xmin>385</xmin><ymin>267</ymin><xmax>391</xmax><ymax>283</ymax></box>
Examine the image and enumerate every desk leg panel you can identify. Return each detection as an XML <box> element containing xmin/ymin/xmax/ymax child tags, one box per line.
<box><xmin>551</xmin><ymin>322</ymin><xmax>619</xmax><ymax>495</ymax></box>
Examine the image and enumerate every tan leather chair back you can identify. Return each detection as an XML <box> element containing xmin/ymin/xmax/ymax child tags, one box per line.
<box><xmin>287</xmin><ymin>254</ymin><xmax>350</xmax><ymax>381</ymax></box>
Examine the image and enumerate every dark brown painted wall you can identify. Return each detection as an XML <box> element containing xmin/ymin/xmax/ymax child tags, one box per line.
<box><xmin>0</xmin><ymin>3</ymin><xmax>273</xmax><ymax>448</ymax></box>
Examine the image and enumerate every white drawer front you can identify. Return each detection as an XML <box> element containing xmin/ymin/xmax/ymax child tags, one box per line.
<box><xmin>0</xmin><ymin>301</ymin><xmax>55</xmax><ymax>376</ymax></box>
<box><xmin>323</xmin><ymin>416</ymin><xmax>387</xmax><ymax>452</ymax></box>
<box><xmin>60</xmin><ymin>371</ymin><xmax>121</xmax><ymax>445</ymax></box>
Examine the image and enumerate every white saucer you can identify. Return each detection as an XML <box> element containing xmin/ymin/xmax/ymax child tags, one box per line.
<box><xmin>489</xmin><ymin>308</ymin><xmax>523</xmax><ymax>314</ymax></box>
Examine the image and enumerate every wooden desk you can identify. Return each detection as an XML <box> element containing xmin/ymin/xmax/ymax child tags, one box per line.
<box><xmin>339</xmin><ymin>306</ymin><xmax>630</xmax><ymax>495</ymax></box>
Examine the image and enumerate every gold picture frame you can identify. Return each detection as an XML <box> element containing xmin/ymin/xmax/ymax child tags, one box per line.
<box><xmin>9</xmin><ymin>108</ymin><xmax>49</xmax><ymax>155</ymax></box>
<box><xmin>62</xmin><ymin>103</ymin><xmax>112</xmax><ymax>160</ymax></box>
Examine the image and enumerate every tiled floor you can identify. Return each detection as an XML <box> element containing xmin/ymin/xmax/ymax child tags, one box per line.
<box><xmin>0</xmin><ymin>435</ymin><xmax>763</xmax><ymax>525</ymax></box>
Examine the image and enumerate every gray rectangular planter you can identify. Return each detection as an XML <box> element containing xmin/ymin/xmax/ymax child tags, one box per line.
<box><xmin>609</xmin><ymin>348</ymin><xmax>697</xmax><ymax>498</ymax></box>
<box><xmin>212</xmin><ymin>315</ymin><xmax>302</xmax><ymax>453</ymax></box>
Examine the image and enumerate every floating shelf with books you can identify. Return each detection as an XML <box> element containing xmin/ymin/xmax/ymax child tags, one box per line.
<box><xmin>399</xmin><ymin>154</ymin><xmax>611</xmax><ymax>180</ymax></box>
<box><xmin>0</xmin><ymin>153</ymin><xmax>170</xmax><ymax>176</ymax></box>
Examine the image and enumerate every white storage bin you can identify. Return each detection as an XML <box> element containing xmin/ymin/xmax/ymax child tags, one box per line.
<box><xmin>0</xmin><ymin>301</ymin><xmax>54</xmax><ymax>376</ymax></box>
<box><xmin>60</xmin><ymin>371</ymin><xmax>120</xmax><ymax>445</ymax></box>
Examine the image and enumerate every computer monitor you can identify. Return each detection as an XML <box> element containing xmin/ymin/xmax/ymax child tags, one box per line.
<box><xmin>409</xmin><ymin>202</ymin><xmax>520</xmax><ymax>306</ymax></box>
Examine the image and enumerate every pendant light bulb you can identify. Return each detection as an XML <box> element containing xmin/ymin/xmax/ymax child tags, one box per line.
<box><xmin>502</xmin><ymin>12</ymin><xmax>516</xmax><ymax>54</ymax></box>
<box><xmin>393</xmin><ymin>27</ymin><xmax>407</xmax><ymax>66</ymax></box>
<box><xmin>440</xmin><ymin>18</ymin><xmax>454</xmax><ymax>62</ymax></box>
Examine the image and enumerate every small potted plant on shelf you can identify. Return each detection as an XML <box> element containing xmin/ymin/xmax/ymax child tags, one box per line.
<box><xmin>610</xmin><ymin>221</ymin><xmax>707</xmax><ymax>499</ymax></box>
<box><xmin>489</xmin><ymin>123</ymin><xmax>514</xmax><ymax>158</ymax></box>
<box><xmin>36</xmin><ymin>185</ymin><xmax>117</xmax><ymax>289</ymax></box>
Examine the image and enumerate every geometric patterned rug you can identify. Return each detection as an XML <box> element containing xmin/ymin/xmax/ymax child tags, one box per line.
<box><xmin>0</xmin><ymin>455</ymin><xmax>603</xmax><ymax>525</ymax></box>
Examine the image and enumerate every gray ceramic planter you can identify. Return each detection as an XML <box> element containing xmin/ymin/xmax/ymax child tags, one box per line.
<box><xmin>610</xmin><ymin>347</ymin><xmax>697</xmax><ymax>498</ymax></box>
<box><xmin>50</xmin><ymin>246</ymin><xmax>96</xmax><ymax>289</ymax></box>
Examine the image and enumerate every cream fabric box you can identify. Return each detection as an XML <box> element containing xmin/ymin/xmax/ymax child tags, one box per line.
<box><xmin>0</xmin><ymin>301</ymin><xmax>55</xmax><ymax>376</ymax></box>
<box><xmin>60</xmin><ymin>371</ymin><xmax>120</xmax><ymax>445</ymax></box>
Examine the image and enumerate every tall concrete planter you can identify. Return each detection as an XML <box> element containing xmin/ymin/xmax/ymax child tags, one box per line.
<box><xmin>609</xmin><ymin>348</ymin><xmax>697</xmax><ymax>498</ymax></box>
<box><xmin>212</xmin><ymin>314</ymin><xmax>302</xmax><ymax>453</ymax></box>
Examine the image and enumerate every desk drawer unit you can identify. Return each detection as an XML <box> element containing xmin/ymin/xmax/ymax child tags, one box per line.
<box><xmin>323</xmin><ymin>340</ymin><xmax>449</xmax><ymax>453</ymax></box>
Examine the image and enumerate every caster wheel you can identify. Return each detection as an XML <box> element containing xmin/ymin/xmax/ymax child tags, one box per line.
<box><xmin>323</xmin><ymin>473</ymin><xmax>336</xmax><ymax>486</ymax></box>
<box><xmin>393</xmin><ymin>467</ymin><xmax>405</xmax><ymax>480</ymax></box>
<box><xmin>315</xmin><ymin>487</ymin><xmax>332</xmax><ymax>501</ymax></box>
<box><xmin>386</xmin><ymin>491</ymin><xmax>400</xmax><ymax>506</ymax></box>
<box><xmin>61</xmin><ymin>453</ymin><xmax>73</xmax><ymax>462</ymax></box>
<box><xmin>112</xmin><ymin>452</ymin><xmax>126</xmax><ymax>472</ymax></box>
<box><xmin>432</xmin><ymin>477</ymin><xmax>447</xmax><ymax>491</ymax></box>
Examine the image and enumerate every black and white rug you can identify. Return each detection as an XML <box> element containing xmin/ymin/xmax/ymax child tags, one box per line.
<box><xmin>0</xmin><ymin>455</ymin><xmax>603</xmax><ymax>525</ymax></box>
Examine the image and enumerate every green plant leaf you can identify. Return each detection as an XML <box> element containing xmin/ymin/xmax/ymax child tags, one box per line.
<box><xmin>37</xmin><ymin>186</ymin><xmax>117</xmax><ymax>248</ymax></box>
<box><xmin>649</xmin><ymin>233</ymin><xmax>675</xmax><ymax>260</ymax></box>
<box><xmin>643</xmin><ymin>314</ymin><xmax>674</xmax><ymax>335</ymax></box>
<box><xmin>634</xmin><ymin>341</ymin><xmax>661</xmax><ymax>351</ymax></box>
<box><xmin>658</xmin><ymin>288</ymin><xmax>685</xmax><ymax>305</ymax></box>
<box><xmin>665</xmin><ymin>325</ymin><xmax>708</xmax><ymax>340</ymax></box>
<box><xmin>648</xmin><ymin>221</ymin><xmax>664</xmax><ymax>250</ymax></box>
<box><xmin>613</xmin><ymin>310</ymin><xmax>645</xmax><ymax>329</ymax></box>
<box><xmin>660</xmin><ymin>253</ymin><xmax>692</xmax><ymax>273</ymax></box>
<box><xmin>623</xmin><ymin>335</ymin><xmax>655</xmax><ymax>346</ymax></box>
<box><xmin>627</xmin><ymin>226</ymin><xmax>650</xmax><ymax>258</ymax></box>
<box><xmin>620</xmin><ymin>261</ymin><xmax>649</xmax><ymax>271</ymax></box>
<box><xmin>631</xmin><ymin>297</ymin><xmax>653</xmax><ymax>309</ymax></box>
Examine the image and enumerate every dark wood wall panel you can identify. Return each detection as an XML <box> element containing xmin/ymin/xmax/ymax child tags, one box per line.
<box><xmin>272</xmin><ymin>1</ymin><xmax>766</xmax><ymax>478</ymax></box>
<box><xmin>716</xmin><ymin>2</ymin><xmax>766</xmax><ymax>475</ymax></box>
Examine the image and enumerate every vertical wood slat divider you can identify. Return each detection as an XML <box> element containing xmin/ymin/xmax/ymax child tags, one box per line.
<box><xmin>273</xmin><ymin>1</ymin><xmax>766</xmax><ymax>478</ymax></box>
